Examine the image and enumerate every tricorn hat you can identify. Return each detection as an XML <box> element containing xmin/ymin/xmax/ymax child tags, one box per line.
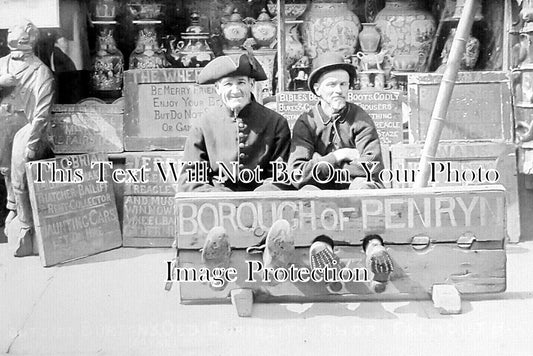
<box><xmin>197</xmin><ymin>53</ymin><xmax>267</xmax><ymax>84</ymax></box>
<box><xmin>307</xmin><ymin>53</ymin><xmax>356</xmax><ymax>95</ymax></box>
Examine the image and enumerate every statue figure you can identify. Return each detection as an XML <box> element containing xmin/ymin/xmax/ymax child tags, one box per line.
<box><xmin>0</xmin><ymin>19</ymin><xmax>55</xmax><ymax>257</ymax></box>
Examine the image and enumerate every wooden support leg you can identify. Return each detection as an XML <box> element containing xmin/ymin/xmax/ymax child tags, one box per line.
<box><xmin>431</xmin><ymin>284</ymin><xmax>462</xmax><ymax>315</ymax></box>
<box><xmin>231</xmin><ymin>289</ymin><xmax>253</xmax><ymax>317</ymax></box>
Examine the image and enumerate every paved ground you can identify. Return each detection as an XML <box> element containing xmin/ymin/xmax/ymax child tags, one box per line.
<box><xmin>2</xmin><ymin>234</ymin><xmax>533</xmax><ymax>355</ymax></box>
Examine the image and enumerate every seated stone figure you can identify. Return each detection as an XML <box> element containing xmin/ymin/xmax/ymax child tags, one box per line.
<box><xmin>0</xmin><ymin>19</ymin><xmax>55</xmax><ymax>257</ymax></box>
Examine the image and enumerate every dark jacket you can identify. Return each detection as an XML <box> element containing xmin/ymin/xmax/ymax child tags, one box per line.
<box><xmin>289</xmin><ymin>102</ymin><xmax>384</xmax><ymax>189</ymax></box>
<box><xmin>178</xmin><ymin>99</ymin><xmax>291</xmax><ymax>192</ymax></box>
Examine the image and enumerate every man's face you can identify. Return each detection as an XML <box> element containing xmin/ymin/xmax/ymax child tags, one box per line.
<box><xmin>215</xmin><ymin>76</ymin><xmax>254</xmax><ymax>113</ymax></box>
<box><xmin>314</xmin><ymin>69</ymin><xmax>350</xmax><ymax>113</ymax></box>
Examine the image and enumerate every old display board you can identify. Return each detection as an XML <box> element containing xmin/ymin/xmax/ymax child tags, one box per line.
<box><xmin>176</xmin><ymin>186</ymin><xmax>506</xmax><ymax>304</ymax></box>
<box><xmin>27</xmin><ymin>153</ymin><xmax>122</xmax><ymax>266</ymax></box>
<box><xmin>122</xmin><ymin>151</ymin><xmax>183</xmax><ymax>247</ymax></box>
<box><xmin>123</xmin><ymin>68</ymin><xmax>222</xmax><ymax>151</ymax></box>
<box><xmin>390</xmin><ymin>142</ymin><xmax>520</xmax><ymax>242</ymax></box>
<box><xmin>408</xmin><ymin>71</ymin><xmax>513</xmax><ymax>143</ymax></box>
<box><xmin>50</xmin><ymin>100</ymin><xmax>124</xmax><ymax>154</ymax></box>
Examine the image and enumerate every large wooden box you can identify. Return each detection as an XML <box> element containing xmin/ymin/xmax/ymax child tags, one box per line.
<box><xmin>176</xmin><ymin>186</ymin><xmax>506</xmax><ymax>303</ymax></box>
<box><xmin>408</xmin><ymin>72</ymin><xmax>513</xmax><ymax>143</ymax></box>
<box><xmin>50</xmin><ymin>100</ymin><xmax>124</xmax><ymax>154</ymax></box>
<box><xmin>390</xmin><ymin>142</ymin><xmax>520</xmax><ymax>242</ymax></box>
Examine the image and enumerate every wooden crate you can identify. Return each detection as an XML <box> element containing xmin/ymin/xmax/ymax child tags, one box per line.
<box><xmin>390</xmin><ymin>142</ymin><xmax>520</xmax><ymax>242</ymax></box>
<box><xmin>408</xmin><ymin>71</ymin><xmax>513</xmax><ymax>143</ymax></box>
<box><xmin>50</xmin><ymin>100</ymin><xmax>124</xmax><ymax>154</ymax></box>
<box><xmin>122</xmin><ymin>151</ymin><xmax>183</xmax><ymax>247</ymax></box>
<box><xmin>175</xmin><ymin>186</ymin><xmax>506</xmax><ymax>312</ymax></box>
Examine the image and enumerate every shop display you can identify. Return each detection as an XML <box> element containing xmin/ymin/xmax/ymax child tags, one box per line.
<box><xmin>300</xmin><ymin>0</ymin><xmax>361</xmax><ymax>60</ymax></box>
<box><xmin>439</xmin><ymin>28</ymin><xmax>480</xmax><ymax>71</ymax></box>
<box><xmin>127</xmin><ymin>3</ymin><xmax>169</xmax><ymax>69</ymax></box>
<box><xmin>221</xmin><ymin>8</ymin><xmax>249</xmax><ymax>50</ymax></box>
<box><xmin>90</xmin><ymin>22</ymin><xmax>124</xmax><ymax>94</ymax></box>
<box><xmin>375</xmin><ymin>0</ymin><xmax>436</xmax><ymax>72</ymax></box>
<box><xmin>167</xmin><ymin>12</ymin><xmax>215</xmax><ymax>68</ymax></box>
<box><xmin>94</xmin><ymin>0</ymin><xmax>117</xmax><ymax>21</ymax></box>
<box><xmin>356</xmin><ymin>23</ymin><xmax>385</xmax><ymax>89</ymax></box>
<box><xmin>250</xmin><ymin>9</ymin><xmax>277</xmax><ymax>49</ymax></box>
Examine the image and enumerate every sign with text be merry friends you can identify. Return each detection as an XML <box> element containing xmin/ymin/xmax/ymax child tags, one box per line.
<box><xmin>27</xmin><ymin>153</ymin><xmax>122</xmax><ymax>266</ymax></box>
<box><xmin>123</xmin><ymin>68</ymin><xmax>221</xmax><ymax>151</ymax></box>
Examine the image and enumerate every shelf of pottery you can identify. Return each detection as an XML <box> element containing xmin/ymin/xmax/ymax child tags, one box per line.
<box><xmin>273</xmin><ymin>0</ymin><xmax>496</xmax><ymax>93</ymax></box>
<box><xmin>88</xmin><ymin>0</ymin><xmax>279</xmax><ymax>99</ymax></box>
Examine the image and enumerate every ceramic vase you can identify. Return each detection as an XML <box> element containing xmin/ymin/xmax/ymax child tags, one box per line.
<box><xmin>358</xmin><ymin>23</ymin><xmax>380</xmax><ymax>53</ymax></box>
<box><xmin>375</xmin><ymin>0</ymin><xmax>436</xmax><ymax>72</ymax></box>
<box><xmin>300</xmin><ymin>0</ymin><xmax>361</xmax><ymax>59</ymax></box>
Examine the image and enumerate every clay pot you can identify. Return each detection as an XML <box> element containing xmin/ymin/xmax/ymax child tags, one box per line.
<box><xmin>358</xmin><ymin>23</ymin><xmax>380</xmax><ymax>53</ymax></box>
<box><xmin>300</xmin><ymin>0</ymin><xmax>361</xmax><ymax>59</ymax></box>
<box><xmin>250</xmin><ymin>9</ymin><xmax>277</xmax><ymax>48</ymax></box>
<box><xmin>221</xmin><ymin>9</ymin><xmax>249</xmax><ymax>50</ymax></box>
<box><xmin>168</xmin><ymin>12</ymin><xmax>214</xmax><ymax>68</ymax></box>
<box><xmin>391</xmin><ymin>53</ymin><xmax>423</xmax><ymax>71</ymax></box>
<box><xmin>375</xmin><ymin>0</ymin><xmax>436</xmax><ymax>72</ymax></box>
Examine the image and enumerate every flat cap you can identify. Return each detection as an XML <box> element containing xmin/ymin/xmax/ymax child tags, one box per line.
<box><xmin>197</xmin><ymin>53</ymin><xmax>267</xmax><ymax>84</ymax></box>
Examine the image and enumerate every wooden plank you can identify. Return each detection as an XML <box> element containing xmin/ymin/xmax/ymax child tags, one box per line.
<box><xmin>176</xmin><ymin>186</ymin><xmax>506</xmax><ymax>249</ymax></box>
<box><xmin>121</xmin><ymin>152</ymin><xmax>183</xmax><ymax>247</ymax></box>
<box><xmin>26</xmin><ymin>153</ymin><xmax>122</xmax><ymax>267</ymax></box>
<box><xmin>50</xmin><ymin>103</ymin><xmax>124</xmax><ymax>154</ymax></box>
<box><xmin>408</xmin><ymin>71</ymin><xmax>513</xmax><ymax>143</ymax></box>
<box><xmin>390</xmin><ymin>142</ymin><xmax>519</xmax><ymax>242</ymax></box>
<box><xmin>123</xmin><ymin>68</ymin><xmax>222</xmax><ymax>151</ymax></box>
<box><xmin>122</xmin><ymin>195</ymin><xmax>175</xmax><ymax>247</ymax></box>
<box><xmin>178</xmin><ymin>244</ymin><xmax>506</xmax><ymax>303</ymax></box>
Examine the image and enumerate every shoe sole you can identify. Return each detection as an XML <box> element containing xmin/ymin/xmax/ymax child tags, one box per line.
<box><xmin>264</xmin><ymin>219</ymin><xmax>294</xmax><ymax>270</ymax></box>
<box><xmin>201</xmin><ymin>226</ymin><xmax>231</xmax><ymax>291</ymax></box>
<box><xmin>309</xmin><ymin>241</ymin><xmax>343</xmax><ymax>293</ymax></box>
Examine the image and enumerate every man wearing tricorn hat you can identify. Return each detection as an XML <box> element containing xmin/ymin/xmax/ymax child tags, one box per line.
<box><xmin>0</xmin><ymin>19</ymin><xmax>54</xmax><ymax>257</ymax></box>
<box><xmin>178</xmin><ymin>53</ymin><xmax>293</xmax><ymax>290</ymax></box>
<box><xmin>289</xmin><ymin>52</ymin><xmax>393</xmax><ymax>293</ymax></box>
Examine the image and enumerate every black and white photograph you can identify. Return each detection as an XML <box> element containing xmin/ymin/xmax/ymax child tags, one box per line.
<box><xmin>1</xmin><ymin>0</ymin><xmax>533</xmax><ymax>355</ymax></box>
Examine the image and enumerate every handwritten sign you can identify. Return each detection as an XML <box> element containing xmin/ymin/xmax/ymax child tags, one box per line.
<box><xmin>122</xmin><ymin>152</ymin><xmax>183</xmax><ymax>247</ymax></box>
<box><xmin>124</xmin><ymin>68</ymin><xmax>221</xmax><ymax>151</ymax></box>
<box><xmin>176</xmin><ymin>186</ymin><xmax>506</xmax><ymax>250</ymax></box>
<box><xmin>276</xmin><ymin>90</ymin><xmax>404</xmax><ymax>145</ymax></box>
<box><xmin>50</xmin><ymin>103</ymin><xmax>123</xmax><ymax>154</ymax></box>
<box><xmin>27</xmin><ymin>153</ymin><xmax>122</xmax><ymax>266</ymax></box>
<box><xmin>408</xmin><ymin>71</ymin><xmax>513</xmax><ymax>142</ymax></box>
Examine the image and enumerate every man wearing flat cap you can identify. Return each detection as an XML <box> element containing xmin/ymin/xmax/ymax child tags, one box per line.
<box><xmin>288</xmin><ymin>52</ymin><xmax>393</xmax><ymax>293</ymax></box>
<box><xmin>178</xmin><ymin>53</ymin><xmax>293</xmax><ymax>291</ymax></box>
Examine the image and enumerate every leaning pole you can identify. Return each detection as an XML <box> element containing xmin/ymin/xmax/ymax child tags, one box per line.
<box><xmin>413</xmin><ymin>0</ymin><xmax>477</xmax><ymax>188</ymax></box>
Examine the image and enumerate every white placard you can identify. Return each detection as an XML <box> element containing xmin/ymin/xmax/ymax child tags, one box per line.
<box><xmin>0</xmin><ymin>0</ymin><xmax>60</xmax><ymax>29</ymax></box>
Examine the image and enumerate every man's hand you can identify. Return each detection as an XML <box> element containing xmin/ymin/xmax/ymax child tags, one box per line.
<box><xmin>0</xmin><ymin>74</ymin><xmax>17</xmax><ymax>87</ymax></box>
<box><xmin>24</xmin><ymin>146</ymin><xmax>36</xmax><ymax>161</ymax></box>
<box><xmin>332</xmin><ymin>148</ymin><xmax>360</xmax><ymax>163</ymax></box>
